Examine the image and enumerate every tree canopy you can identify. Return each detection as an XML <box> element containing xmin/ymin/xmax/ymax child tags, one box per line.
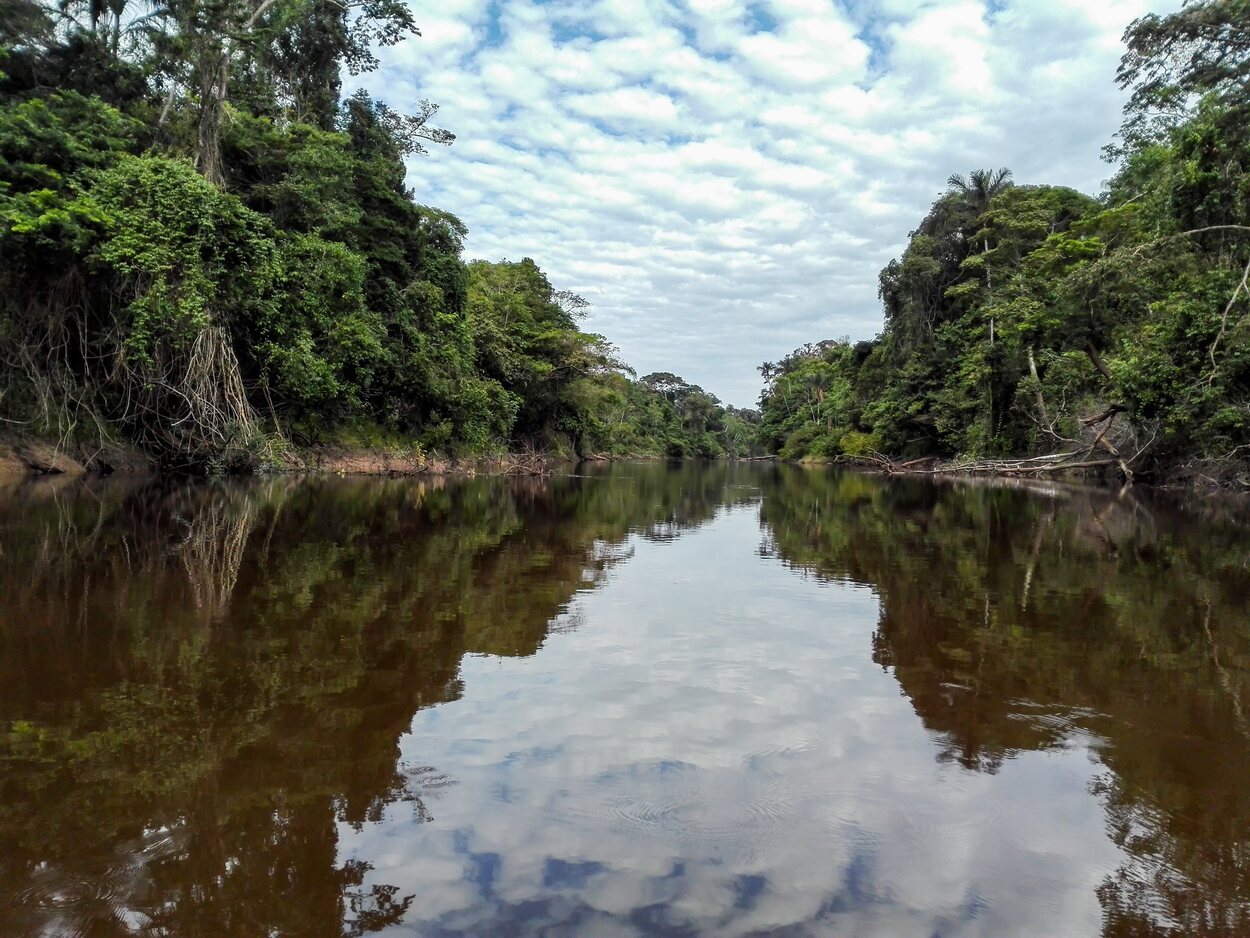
<box><xmin>0</xmin><ymin>0</ymin><xmax>750</xmax><ymax>468</ymax></box>
<box><xmin>760</xmin><ymin>0</ymin><xmax>1250</xmax><ymax>483</ymax></box>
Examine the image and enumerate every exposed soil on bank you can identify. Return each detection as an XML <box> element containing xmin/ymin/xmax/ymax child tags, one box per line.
<box><xmin>0</xmin><ymin>434</ymin><xmax>567</xmax><ymax>479</ymax></box>
<box><xmin>0</xmin><ymin>437</ymin><xmax>157</xmax><ymax>478</ymax></box>
<box><xmin>292</xmin><ymin>445</ymin><xmax>576</xmax><ymax>477</ymax></box>
<box><xmin>295</xmin><ymin>445</ymin><xmax>447</xmax><ymax>475</ymax></box>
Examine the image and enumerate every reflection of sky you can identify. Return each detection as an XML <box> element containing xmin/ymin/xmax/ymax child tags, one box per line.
<box><xmin>341</xmin><ymin>504</ymin><xmax>1120</xmax><ymax>936</ymax></box>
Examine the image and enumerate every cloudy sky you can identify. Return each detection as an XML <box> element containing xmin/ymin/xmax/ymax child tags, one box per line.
<box><xmin>362</xmin><ymin>0</ymin><xmax>1173</xmax><ymax>407</ymax></box>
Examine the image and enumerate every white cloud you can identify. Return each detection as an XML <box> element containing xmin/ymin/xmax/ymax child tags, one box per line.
<box><xmin>362</xmin><ymin>0</ymin><xmax>1174</xmax><ymax>406</ymax></box>
<box><xmin>565</xmin><ymin>86</ymin><xmax>683</xmax><ymax>129</ymax></box>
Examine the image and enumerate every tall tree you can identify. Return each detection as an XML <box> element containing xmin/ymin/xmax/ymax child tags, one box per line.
<box><xmin>144</xmin><ymin>0</ymin><xmax>422</xmax><ymax>183</ymax></box>
<box><xmin>945</xmin><ymin>167</ymin><xmax>1015</xmax><ymax>439</ymax></box>
<box><xmin>1116</xmin><ymin>0</ymin><xmax>1250</xmax><ymax>148</ymax></box>
<box><xmin>945</xmin><ymin>167</ymin><xmax>1014</xmax><ymax>218</ymax></box>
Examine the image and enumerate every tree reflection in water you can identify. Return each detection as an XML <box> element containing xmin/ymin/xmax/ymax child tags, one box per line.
<box><xmin>2</xmin><ymin>464</ymin><xmax>1248</xmax><ymax>936</ymax></box>
<box><xmin>0</xmin><ymin>464</ymin><xmax>750</xmax><ymax>936</ymax></box>
<box><xmin>758</xmin><ymin>468</ymin><xmax>1250</xmax><ymax>936</ymax></box>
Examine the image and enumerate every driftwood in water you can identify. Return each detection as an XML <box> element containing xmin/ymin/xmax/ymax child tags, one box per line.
<box><xmin>840</xmin><ymin>401</ymin><xmax>1150</xmax><ymax>484</ymax></box>
<box><xmin>497</xmin><ymin>449</ymin><xmax>552</xmax><ymax>476</ymax></box>
<box><xmin>840</xmin><ymin>451</ymin><xmax>1121</xmax><ymax>480</ymax></box>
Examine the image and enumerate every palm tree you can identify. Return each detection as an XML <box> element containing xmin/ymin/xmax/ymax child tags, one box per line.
<box><xmin>947</xmin><ymin>167</ymin><xmax>1013</xmax><ymax>338</ymax></box>
<box><xmin>58</xmin><ymin>0</ymin><xmax>133</xmax><ymax>53</ymax></box>
<box><xmin>947</xmin><ymin>168</ymin><xmax>1013</xmax><ymax>439</ymax></box>
<box><xmin>945</xmin><ymin>167</ymin><xmax>1014</xmax><ymax>217</ymax></box>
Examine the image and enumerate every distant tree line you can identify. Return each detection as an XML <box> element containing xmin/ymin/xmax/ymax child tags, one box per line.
<box><xmin>759</xmin><ymin>0</ymin><xmax>1250</xmax><ymax>483</ymax></box>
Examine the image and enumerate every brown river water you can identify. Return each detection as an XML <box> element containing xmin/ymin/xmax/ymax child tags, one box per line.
<box><xmin>0</xmin><ymin>463</ymin><xmax>1248</xmax><ymax>936</ymax></box>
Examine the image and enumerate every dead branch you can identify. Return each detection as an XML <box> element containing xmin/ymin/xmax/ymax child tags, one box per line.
<box><xmin>1208</xmin><ymin>252</ymin><xmax>1250</xmax><ymax>383</ymax></box>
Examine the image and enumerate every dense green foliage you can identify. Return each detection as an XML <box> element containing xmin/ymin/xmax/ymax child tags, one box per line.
<box><xmin>587</xmin><ymin>370</ymin><xmax>762</xmax><ymax>459</ymax></box>
<box><xmin>760</xmin><ymin>1</ymin><xmax>1250</xmax><ymax>482</ymax></box>
<box><xmin>0</xmin><ymin>2</ymin><xmax>750</xmax><ymax>467</ymax></box>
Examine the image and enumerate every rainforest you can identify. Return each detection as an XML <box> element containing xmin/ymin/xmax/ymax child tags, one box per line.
<box><xmin>4</xmin><ymin>4</ymin><xmax>1250</xmax><ymax>935</ymax></box>
<box><xmin>1</xmin><ymin>0</ymin><xmax>1248</xmax><ymax>484</ymax></box>
<box><xmin>758</xmin><ymin>2</ymin><xmax>1250</xmax><ymax>486</ymax></box>
<box><xmin>0</xmin><ymin>0</ymin><xmax>759</xmax><ymax>471</ymax></box>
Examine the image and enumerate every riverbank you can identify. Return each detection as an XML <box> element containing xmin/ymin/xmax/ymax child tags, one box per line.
<box><xmin>0</xmin><ymin>437</ymin><xmax>157</xmax><ymax>478</ymax></box>
<box><xmin>795</xmin><ymin>453</ymin><xmax>1249</xmax><ymax>491</ymax></box>
<box><xmin>0</xmin><ymin>433</ymin><xmax>570</xmax><ymax>480</ymax></box>
<box><xmin>297</xmin><ymin>445</ymin><xmax>567</xmax><ymax>477</ymax></box>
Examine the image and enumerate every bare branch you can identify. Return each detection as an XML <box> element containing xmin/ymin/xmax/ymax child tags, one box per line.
<box><xmin>1208</xmin><ymin>252</ymin><xmax>1250</xmax><ymax>383</ymax></box>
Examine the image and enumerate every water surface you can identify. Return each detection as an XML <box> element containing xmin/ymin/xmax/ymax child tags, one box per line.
<box><xmin>1</xmin><ymin>464</ymin><xmax>1248</xmax><ymax>936</ymax></box>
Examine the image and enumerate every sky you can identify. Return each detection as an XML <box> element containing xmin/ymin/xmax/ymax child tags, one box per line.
<box><xmin>361</xmin><ymin>0</ymin><xmax>1174</xmax><ymax>407</ymax></box>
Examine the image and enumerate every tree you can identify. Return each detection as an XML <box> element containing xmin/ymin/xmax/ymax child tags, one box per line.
<box><xmin>945</xmin><ymin>167</ymin><xmax>1014</xmax><ymax>217</ymax></box>
<box><xmin>139</xmin><ymin>0</ymin><xmax>427</xmax><ymax>184</ymax></box>
<box><xmin>945</xmin><ymin>167</ymin><xmax>1014</xmax><ymax>303</ymax></box>
<box><xmin>1116</xmin><ymin>0</ymin><xmax>1250</xmax><ymax>149</ymax></box>
<box><xmin>641</xmin><ymin>372</ymin><xmax>691</xmax><ymax>402</ymax></box>
<box><xmin>0</xmin><ymin>0</ymin><xmax>52</xmax><ymax>48</ymax></box>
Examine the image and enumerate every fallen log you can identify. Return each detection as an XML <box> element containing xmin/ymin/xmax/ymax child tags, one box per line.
<box><xmin>844</xmin><ymin>454</ymin><xmax>1119</xmax><ymax>478</ymax></box>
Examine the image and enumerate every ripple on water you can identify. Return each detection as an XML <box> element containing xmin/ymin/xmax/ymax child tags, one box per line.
<box><xmin>22</xmin><ymin>867</ymin><xmax>102</xmax><ymax>902</ymax></box>
<box><xmin>605</xmin><ymin>794</ymin><xmax>695</xmax><ymax>831</ymax></box>
<box><xmin>742</xmin><ymin>737</ymin><xmax>816</xmax><ymax>766</ymax></box>
<box><xmin>16</xmin><ymin>868</ymin><xmax>128</xmax><ymax>921</ymax></box>
<box><xmin>745</xmin><ymin>787</ymin><xmax>795</xmax><ymax>826</ymax></box>
<box><xmin>13</xmin><ymin>825</ymin><xmax>182</xmax><ymax>933</ymax></box>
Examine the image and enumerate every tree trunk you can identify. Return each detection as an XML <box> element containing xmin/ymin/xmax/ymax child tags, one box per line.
<box><xmin>1085</xmin><ymin>342</ymin><xmax>1113</xmax><ymax>382</ymax></box>
<box><xmin>1028</xmin><ymin>345</ymin><xmax>1047</xmax><ymax>424</ymax></box>
<box><xmin>983</xmin><ymin>237</ymin><xmax>993</xmax><ymax>297</ymax></box>
<box><xmin>194</xmin><ymin>0</ymin><xmax>283</xmax><ymax>187</ymax></box>
<box><xmin>195</xmin><ymin>50</ymin><xmax>230</xmax><ymax>186</ymax></box>
<box><xmin>985</xmin><ymin>235</ymin><xmax>995</xmax><ymax>441</ymax></box>
<box><xmin>984</xmin><ymin>237</ymin><xmax>995</xmax><ymax>346</ymax></box>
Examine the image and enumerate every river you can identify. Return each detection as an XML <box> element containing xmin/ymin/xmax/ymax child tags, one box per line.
<box><xmin>0</xmin><ymin>463</ymin><xmax>1247</xmax><ymax>936</ymax></box>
